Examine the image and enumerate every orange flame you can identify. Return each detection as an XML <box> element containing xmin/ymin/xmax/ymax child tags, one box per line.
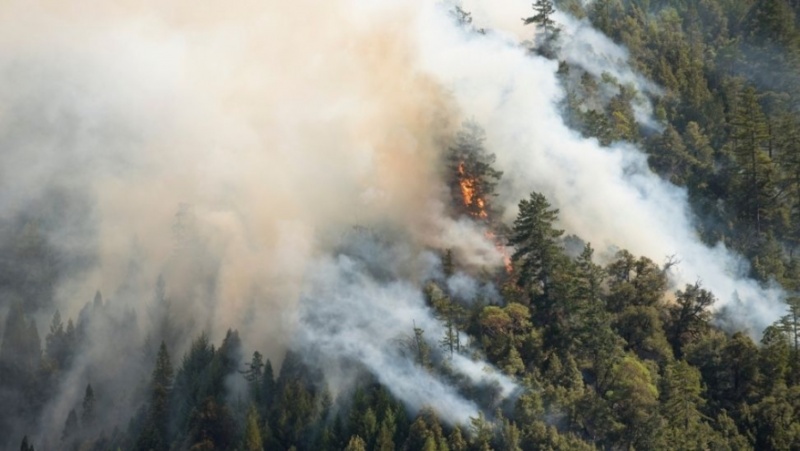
<box><xmin>457</xmin><ymin>162</ymin><xmax>488</xmax><ymax>219</ymax></box>
<box><xmin>485</xmin><ymin>230</ymin><xmax>513</xmax><ymax>274</ymax></box>
<box><xmin>456</xmin><ymin>161</ymin><xmax>510</xmax><ymax>274</ymax></box>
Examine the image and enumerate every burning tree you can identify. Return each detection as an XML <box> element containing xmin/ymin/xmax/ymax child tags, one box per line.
<box><xmin>446</xmin><ymin>121</ymin><xmax>512</xmax><ymax>273</ymax></box>
<box><xmin>446</xmin><ymin>121</ymin><xmax>503</xmax><ymax>222</ymax></box>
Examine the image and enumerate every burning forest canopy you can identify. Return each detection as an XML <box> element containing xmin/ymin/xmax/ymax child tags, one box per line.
<box><xmin>3</xmin><ymin>0</ymin><xmax>800</xmax><ymax>450</ymax></box>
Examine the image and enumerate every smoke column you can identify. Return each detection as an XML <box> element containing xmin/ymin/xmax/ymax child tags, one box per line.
<box><xmin>0</xmin><ymin>0</ymin><xmax>788</xmax><ymax>443</ymax></box>
<box><xmin>419</xmin><ymin>1</ymin><xmax>786</xmax><ymax>331</ymax></box>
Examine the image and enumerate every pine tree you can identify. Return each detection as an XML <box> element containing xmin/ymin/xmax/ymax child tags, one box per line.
<box><xmin>524</xmin><ymin>0</ymin><xmax>558</xmax><ymax>38</ymax></box>
<box><xmin>447</xmin><ymin>121</ymin><xmax>503</xmax><ymax>221</ymax></box>
<box><xmin>81</xmin><ymin>384</ymin><xmax>95</xmax><ymax>429</ymax></box>
<box><xmin>409</xmin><ymin>323</ymin><xmax>431</xmax><ymax>368</ymax></box>
<box><xmin>781</xmin><ymin>296</ymin><xmax>800</xmax><ymax>384</ymax></box>
<box><xmin>244</xmin><ymin>351</ymin><xmax>265</xmax><ymax>403</ymax></box>
<box><xmin>357</xmin><ymin>408</ymin><xmax>378</xmax><ymax>447</ymax></box>
<box><xmin>19</xmin><ymin>436</ymin><xmax>34</xmax><ymax>451</ymax></box>
<box><xmin>344</xmin><ymin>435</ymin><xmax>367</xmax><ymax>451</ymax></box>
<box><xmin>374</xmin><ymin>410</ymin><xmax>395</xmax><ymax>451</ymax></box>
<box><xmin>469</xmin><ymin>412</ymin><xmax>494</xmax><ymax>451</ymax></box>
<box><xmin>509</xmin><ymin>191</ymin><xmax>565</xmax><ymax>315</ymax></box>
<box><xmin>439</xmin><ymin>301</ymin><xmax>464</xmax><ymax>358</ymax></box>
<box><xmin>661</xmin><ymin>360</ymin><xmax>707</xmax><ymax>432</ymax></box>
<box><xmin>667</xmin><ymin>282</ymin><xmax>715</xmax><ymax>357</ymax></box>
<box><xmin>448</xmin><ymin>426</ymin><xmax>467</xmax><ymax>451</ymax></box>
<box><xmin>729</xmin><ymin>85</ymin><xmax>775</xmax><ymax>239</ymax></box>
<box><xmin>62</xmin><ymin>409</ymin><xmax>78</xmax><ymax>442</ymax></box>
<box><xmin>243</xmin><ymin>405</ymin><xmax>263</xmax><ymax>451</ymax></box>
<box><xmin>45</xmin><ymin>310</ymin><xmax>65</xmax><ymax>369</ymax></box>
<box><xmin>136</xmin><ymin>341</ymin><xmax>174</xmax><ymax>451</ymax></box>
<box><xmin>263</xmin><ymin>358</ymin><xmax>276</xmax><ymax>410</ymax></box>
<box><xmin>760</xmin><ymin>325</ymin><xmax>790</xmax><ymax>392</ymax></box>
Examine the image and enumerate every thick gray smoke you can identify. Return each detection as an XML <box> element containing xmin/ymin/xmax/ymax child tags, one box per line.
<box><xmin>0</xmin><ymin>0</ymin><xmax>789</xmax><ymax>444</ymax></box>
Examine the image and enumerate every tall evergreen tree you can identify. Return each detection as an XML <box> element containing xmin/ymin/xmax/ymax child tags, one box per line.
<box><xmin>667</xmin><ymin>283</ymin><xmax>715</xmax><ymax>357</ymax></box>
<box><xmin>782</xmin><ymin>296</ymin><xmax>800</xmax><ymax>383</ymax></box>
<box><xmin>243</xmin><ymin>405</ymin><xmax>263</xmax><ymax>451</ymax></box>
<box><xmin>19</xmin><ymin>435</ymin><xmax>34</xmax><ymax>451</ymax></box>
<box><xmin>62</xmin><ymin>409</ymin><xmax>78</xmax><ymax>443</ymax></box>
<box><xmin>524</xmin><ymin>0</ymin><xmax>558</xmax><ymax>39</ymax></box>
<box><xmin>509</xmin><ymin>191</ymin><xmax>565</xmax><ymax>316</ymax></box>
<box><xmin>136</xmin><ymin>341</ymin><xmax>174</xmax><ymax>451</ymax></box>
<box><xmin>81</xmin><ymin>384</ymin><xmax>95</xmax><ymax>429</ymax></box>
<box><xmin>729</xmin><ymin>85</ymin><xmax>775</xmax><ymax>239</ymax></box>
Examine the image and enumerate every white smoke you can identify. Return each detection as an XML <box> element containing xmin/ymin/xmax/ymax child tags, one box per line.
<box><xmin>415</xmin><ymin>2</ymin><xmax>786</xmax><ymax>331</ymax></box>
<box><xmin>292</xmin><ymin>233</ymin><xmax>516</xmax><ymax>425</ymax></box>
<box><xmin>555</xmin><ymin>12</ymin><xmax>663</xmax><ymax>126</ymax></box>
<box><xmin>0</xmin><ymin>0</ymin><xmax>791</xmax><ymax>445</ymax></box>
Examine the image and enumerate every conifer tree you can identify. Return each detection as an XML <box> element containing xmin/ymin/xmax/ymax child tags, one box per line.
<box><xmin>19</xmin><ymin>436</ymin><xmax>34</xmax><ymax>451</ymax></box>
<box><xmin>244</xmin><ymin>351</ymin><xmax>265</xmax><ymax>404</ymax></box>
<box><xmin>344</xmin><ymin>435</ymin><xmax>367</xmax><ymax>451</ymax></box>
<box><xmin>730</xmin><ymin>85</ymin><xmax>775</xmax><ymax>238</ymax></box>
<box><xmin>374</xmin><ymin>410</ymin><xmax>396</xmax><ymax>451</ymax></box>
<box><xmin>446</xmin><ymin>121</ymin><xmax>503</xmax><ymax>221</ymax></box>
<box><xmin>524</xmin><ymin>0</ymin><xmax>558</xmax><ymax>38</ymax></box>
<box><xmin>62</xmin><ymin>409</ymin><xmax>78</xmax><ymax>443</ymax></box>
<box><xmin>263</xmin><ymin>359</ymin><xmax>276</xmax><ymax>410</ymax></box>
<box><xmin>667</xmin><ymin>283</ymin><xmax>715</xmax><ymax>357</ymax></box>
<box><xmin>81</xmin><ymin>384</ymin><xmax>95</xmax><ymax>429</ymax></box>
<box><xmin>509</xmin><ymin>191</ymin><xmax>565</xmax><ymax>315</ymax></box>
<box><xmin>448</xmin><ymin>426</ymin><xmax>467</xmax><ymax>451</ymax></box>
<box><xmin>136</xmin><ymin>341</ymin><xmax>174</xmax><ymax>451</ymax></box>
<box><xmin>781</xmin><ymin>296</ymin><xmax>800</xmax><ymax>383</ymax></box>
<box><xmin>243</xmin><ymin>405</ymin><xmax>263</xmax><ymax>451</ymax></box>
<box><xmin>409</xmin><ymin>323</ymin><xmax>431</xmax><ymax>368</ymax></box>
<box><xmin>661</xmin><ymin>360</ymin><xmax>706</xmax><ymax>432</ymax></box>
<box><xmin>45</xmin><ymin>310</ymin><xmax>65</xmax><ymax>369</ymax></box>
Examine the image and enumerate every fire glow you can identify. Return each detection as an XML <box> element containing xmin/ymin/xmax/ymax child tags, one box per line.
<box><xmin>457</xmin><ymin>162</ymin><xmax>489</xmax><ymax>219</ymax></box>
<box><xmin>456</xmin><ymin>161</ymin><xmax>511</xmax><ymax>273</ymax></box>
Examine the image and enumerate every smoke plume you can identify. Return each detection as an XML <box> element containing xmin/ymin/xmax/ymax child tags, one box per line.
<box><xmin>0</xmin><ymin>0</ymin><xmax>789</xmax><ymax>444</ymax></box>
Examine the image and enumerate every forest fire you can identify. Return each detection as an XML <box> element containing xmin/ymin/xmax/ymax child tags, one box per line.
<box><xmin>487</xmin><ymin>230</ymin><xmax>513</xmax><ymax>273</ymax></box>
<box><xmin>456</xmin><ymin>160</ymin><xmax>511</xmax><ymax>273</ymax></box>
<box><xmin>457</xmin><ymin>162</ymin><xmax>489</xmax><ymax>219</ymax></box>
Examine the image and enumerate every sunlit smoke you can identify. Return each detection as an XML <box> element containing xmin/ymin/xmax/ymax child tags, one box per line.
<box><xmin>0</xmin><ymin>0</ymin><xmax>791</xmax><ymax>445</ymax></box>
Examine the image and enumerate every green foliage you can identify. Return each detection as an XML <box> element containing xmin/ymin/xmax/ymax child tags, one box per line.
<box><xmin>243</xmin><ymin>405</ymin><xmax>263</xmax><ymax>451</ymax></box>
<box><xmin>524</xmin><ymin>0</ymin><xmax>561</xmax><ymax>56</ymax></box>
<box><xmin>14</xmin><ymin>2</ymin><xmax>800</xmax><ymax>450</ymax></box>
<box><xmin>667</xmin><ymin>282</ymin><xmax>715</xmax><ymax>357</ymax></box>
<box><xmin>344</xmin><ymin>435</ymin><xmax>367</xmax><ymax>451</ymax></box>
<box><xmin>136</xmin><ymin>341</ymin><xmax>174</xmax><ymax>451</ymax></box>
<box><xmin>509</xmin><ymin>192</ymin><xmax>565</xmax><ymax>315</ymax></box>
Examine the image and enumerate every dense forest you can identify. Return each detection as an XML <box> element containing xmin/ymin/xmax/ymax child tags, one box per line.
<box><xmin>6</xmin><ymin>0</ymin><xmax>800</xmax><ymax>449</ymax></box>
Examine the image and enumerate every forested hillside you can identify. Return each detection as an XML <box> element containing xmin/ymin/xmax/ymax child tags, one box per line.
<box><xmin>5</xmin><ymin>0</ymin><xmax>800</xmax><ymax>450</ymax></box>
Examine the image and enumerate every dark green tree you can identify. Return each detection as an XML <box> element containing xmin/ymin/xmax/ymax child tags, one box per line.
<box><xmin>509</xmin><ymin>191</ymin><xmax>565</xmax><ymax>312</ymax></box>
<box><xmin>666</xmin><ymin>282</ymin><xmax>715</xmax><ymax>357</ymax></box>
<box><xmin>136</xmin><ymin>341</ymin><xmax>174</xmax><ymax>451</ymax></box>
<box><xmin>729</xmin><ymin>86</ymin><xmax>775</xmax><ymax>239</ymax></box>
<box><xmin>524</xmin><ymin>0</ymin><xmax>560</xmax><ymax>45</ymax></box>
<box><xmin>243</xmin><ymin>351</ymin><xmax>265</xmax><ymax>404</ymax></box>
<box><xmin>782</xmin><ymin>296</ymin><xmax>800</xmax><ymax>384</ymax></box>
